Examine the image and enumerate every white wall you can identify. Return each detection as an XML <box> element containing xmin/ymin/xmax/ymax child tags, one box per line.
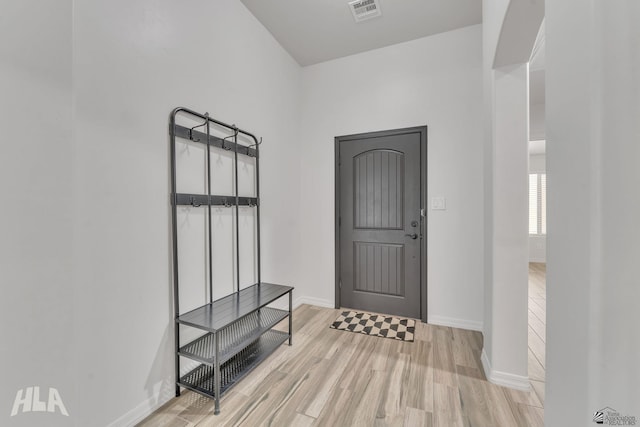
<box><xmin>71</xmin><ymin>0</ymin><xmax>301</xmax><ymax>425</ymax></box>
<box><xmin>297</xmin><ymin>25</ymin><xmax>485</xmax><ymax>330</ymax></box>
<box><xmin>484</xmin><ymin>63</ymin><xmax>530</xmax><ymax>389</ymax></box>
<box><xmin>0</xmin><ymin>2</ymin><xmax>75</xmax><ymax>427</ymax></box>
<box><xmin>482</xmin><ymin>0</ymin><xmax>511</xmax><ymax>374</ymax></box>
<box><xmin>482</xmin><ymin>0</ymin><xmax>539</xmax><ymax>390</ymax></box>
<box><xmin>529</xmin><ymin>153</ymin><xmax>546</xmax><ymax>263</ymax></box>
<box><xmin>530</xmin><ymin>103</ymin><xmax>545</xmax><ymax>141</ymax></box>
<box><xmin>546</xmin><ymin>0</ymin><xmax>640</xmax><ymax>424</ymax></box>
<box><xmin>2</xmin><ymin>5</ymin><xmax>487</xmax><ymax>425</ymax></box>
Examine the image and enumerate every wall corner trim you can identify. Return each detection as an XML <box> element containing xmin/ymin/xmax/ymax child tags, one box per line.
<box><xmin>481</xmin><ymin>348</ymin><xmax>531</xmax><ymax>391</ymax></box>
<box><xmin>427</xmin><ymin>315</ymin><xmax>483</xmax><ymax>332</ymax></box>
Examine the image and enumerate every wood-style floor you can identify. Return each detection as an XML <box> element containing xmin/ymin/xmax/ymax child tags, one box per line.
<box><xmin>139</xmin><ymin>265</ymin><xmax>546</xmax><ymax>427</ymax></box>
<box><xmin>527</xmin><ymin>262</ymin><xmax>546</xmax><ymax>409</ymax></box>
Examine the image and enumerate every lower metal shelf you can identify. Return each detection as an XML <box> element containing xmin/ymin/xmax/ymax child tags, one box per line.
<box><xmin>178</xmin><ymin>330</ymin><xmax>289</xmax><ymax>399</ymax></box>
<box><xmin>178</xmin><ymin>307</ymin><xmax>288</xmax><ymax>365</ymax></box>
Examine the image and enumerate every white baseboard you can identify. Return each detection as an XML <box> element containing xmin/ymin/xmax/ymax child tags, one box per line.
<box><xmin>427</xmin><ymin>314</ymin><xmax>483</xmax><ymax>332</ymax></box>
<box><xmin>481</xmin><ymin>348</ymin><xmax>531</xmax><ymax>391</ymax></box>
<box><xmin>107</xmin><ymin>391</ymin><xmax>173</xmax><ymax>427</ymax></box>
<box><xmin>293</xmin><ymin>296</ymin><xmax>335</xmax><ymax>309</ymax></box>
<box><xmin>267</xmin><ymin>296</ymin><xmax>334</xmax><ymax>311</ymax></box>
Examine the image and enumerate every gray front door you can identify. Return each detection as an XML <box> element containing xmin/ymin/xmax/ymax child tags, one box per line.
<box><xmin>337</xmin><ymin>128</ymin><xmax>424</xmax><ymax>319</ymax></box>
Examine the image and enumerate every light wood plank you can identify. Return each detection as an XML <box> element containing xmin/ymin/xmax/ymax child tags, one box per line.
<box><xmin>433</xmin><ymin>383</ymin><xmax>464</xmax><ymax>427</ymax></box>
<box><xmin>377</xmin><ymin>352</ymin><xmax>410</xmax><ymax>422</ymax></box>
<box><xmin>529</xmin><ymin>297</ymin><xmax>546</xmax><ymax>320</ymax></box>
<box><xmin>137</xmin><ymin>413</ymin><xmax>193</xmax><ymax>427</ymax></box>
<box><xmin>433</xmin><ymin>327</ymin><xmax>458</xmax><ymax>387</ymax></box>
<box><xmin>528</xmin><ymin>326</ymin><xmax>546</xmax><ymax>369</ymax></box>
<box><xmin>528</xmin><ymin>348</ymin><xmax>546</xmax><ymax>382</ymax></box>
<box><xmin>457</xmin><ymin>375</ymin><xmax>495</xmax><ymax>427</ymax></box>
<box><xmin>348</xmin><ymin>370</ymin><xmax>387</xmax><ymax>426</ymax></box>
<box><xmin>258</xmin><ymin>357</ymin><xmax>328</xmax><ymax>427</ymax></box>
<box><xmin>312</xmin><ymin>387</ymin><xmax>353</xmax><ymax>427</ymax></box>
<box><xmin>504</xmin><ymin>384</ymin><xmax>543</xmax><ymax>409</ymax></box>
<box><xmin>528</xmin><ymin>308</ymin><xmax>546</xmax><ymax>342</ymax></box>
<box><xmin>414</xmin><ymin>322</ymin><xmax>433</xmax><ymax>342</ymax></box>
<box><xmin>404</xmin><ymin>407</ymin><xmax>432</xmax><ymax>427</ymax></box>
<box><xmin>299</xmin><ymin>331</ymin><xmax>359</xmax><ymax>418</ymax></box>
<box><xmin>290</xmin><ymin>413</ymin><xmax>316</xmax><ymax>427</ymax></box>
<box><xmin>400</xmin><ymin>340</ymin><xmax>434</xmax><ymax>413</ymax></box>
<box><xmin>516</xmin><ymin>403</ymin><xmax>545</xmax><ymax>427</ymax></box>
<box><xmin>483</xmin><ymin>384</ymin><xmax>520</xmax><ymax>427</ymax></box>
<box><xmin>531</xmin><ymin>380</ymin><xmax>545</xmax><ymax>405</ymax></box>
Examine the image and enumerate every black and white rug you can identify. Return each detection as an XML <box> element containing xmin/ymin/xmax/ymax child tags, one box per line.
<box><xmin>330</xmin><ymin>311</ymin><xmax>415</xmax><ymax>342</ymax></box>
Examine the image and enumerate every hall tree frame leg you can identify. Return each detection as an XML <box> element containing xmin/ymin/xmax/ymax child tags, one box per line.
<box><xmin>169</xmin><ymin>107</ymin><xmax>293</xmax><ymax>415</ymax></box>
<box><xmin>214</xmin><ymin>333</ymin><xmax>220</xmax><ymax>414</ymax></box>
<box><xmin>289</xmin><ymin>292</ymin><xmax>292</xmax><ymax>345</ymax></box>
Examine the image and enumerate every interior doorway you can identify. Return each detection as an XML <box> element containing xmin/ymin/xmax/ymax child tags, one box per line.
<box><xmin>527</xmin><ymin>20</ymin><xmax>546</xmax><ymax>405</ymax></box>
<box><xmin>334</xmin><ymin>127</ymin><xmax>427</xmax><ymax>321</ymax></box>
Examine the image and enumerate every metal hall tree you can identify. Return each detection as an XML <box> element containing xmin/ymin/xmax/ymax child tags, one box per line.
<box><xmin>169</xmin><ymin>107</ymin><xmax>293</xmax><ymax>415</ymax></box>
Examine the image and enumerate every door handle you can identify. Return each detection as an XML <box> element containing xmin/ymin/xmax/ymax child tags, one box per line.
<box><xmin>404</xmin><ymin>233</ymin><xmax>418</xmax><ymax>240</ymax></box>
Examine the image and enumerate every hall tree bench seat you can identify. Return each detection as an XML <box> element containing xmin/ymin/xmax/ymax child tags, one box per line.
<box><xmin>169</xmin><ymin>107</ymin><xmax>293</xmax><ymax>414</ymax></box>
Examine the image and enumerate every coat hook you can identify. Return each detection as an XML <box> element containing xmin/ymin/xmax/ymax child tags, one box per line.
<box><xmin>248</xmin><ymin>136</ymin><xmax>262</xmax><ymax>152</ymax></box>
<box><xmin>222</xmin><ymin>128</ymin><xmax>237</xmax><ymax>151</ymax></box>
<box><xmin>189</xmin><ymin>114</ymin><xmax>208</xmax><ymax>142</ymax></box>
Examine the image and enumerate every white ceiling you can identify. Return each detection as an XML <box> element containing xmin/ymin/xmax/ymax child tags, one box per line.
<box><xmin>239</xmin><ymin>0</ymin><xmax>482</xmax><ymax>66</ymax></box>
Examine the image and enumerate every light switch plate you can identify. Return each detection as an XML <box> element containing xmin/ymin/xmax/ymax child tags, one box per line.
<box><xmin>431</xmin><ymin>197</ymin><xmax>446</xmax><ymax>210</ymax></box>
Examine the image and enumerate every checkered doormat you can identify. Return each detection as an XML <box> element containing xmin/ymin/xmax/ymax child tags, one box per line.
<box><xmin>330</xmin><ymin>311</ymin><xmax>415</xmax><ymax>342</ymax></box>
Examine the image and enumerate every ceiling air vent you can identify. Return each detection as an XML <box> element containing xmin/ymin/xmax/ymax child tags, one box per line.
<box><xmin>348</xmin><ymin>0</ymin><xmax>382</xmax><ymax>23</ymax></box>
